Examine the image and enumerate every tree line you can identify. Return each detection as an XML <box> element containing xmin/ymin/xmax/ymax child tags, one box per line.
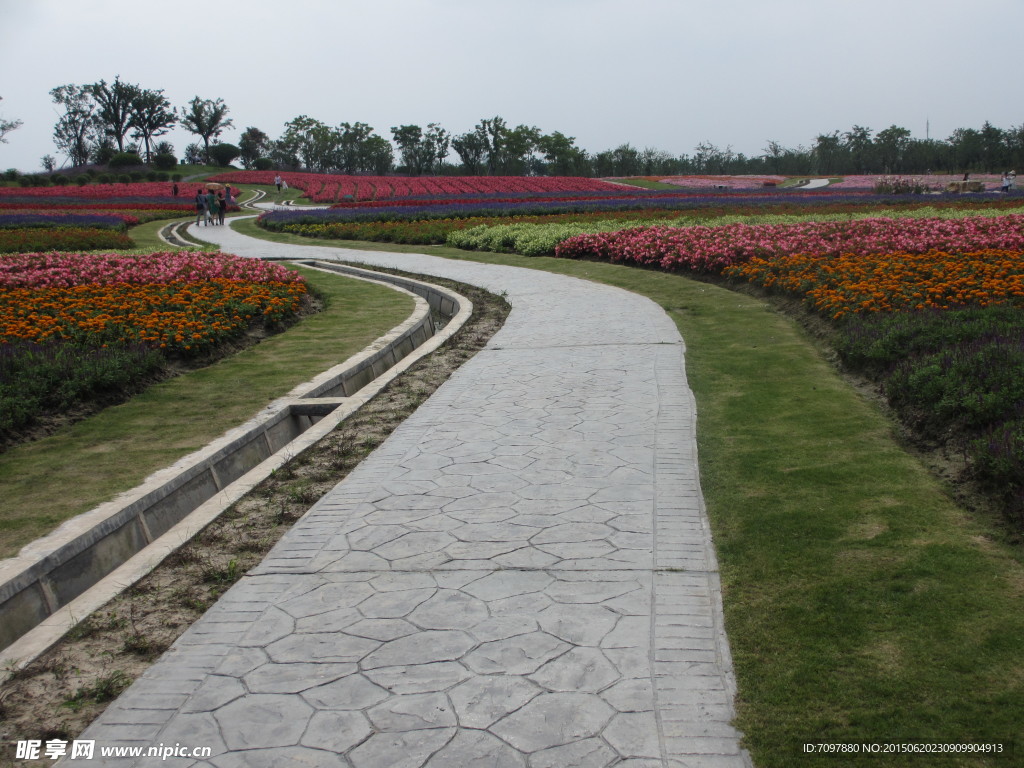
<box><xmin>21</xmin><ymin>76</ymin><xmax>1024</xmax><ymax>176</ymax></box>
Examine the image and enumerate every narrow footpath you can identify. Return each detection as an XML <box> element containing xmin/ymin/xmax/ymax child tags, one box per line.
<box><xmin>76</xmin><ymin>219</ymin><xmax>752</xmax><ymax>767</ymax></box>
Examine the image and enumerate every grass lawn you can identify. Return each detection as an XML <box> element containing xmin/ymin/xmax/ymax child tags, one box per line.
<box><xmin>0</xmin><ymin>264</ymin><xmax>415</xmax><ymax>559</ymax></box>
<box><xmin>235</xmin><ymin>220</ymin><xmax>1024</xmax><ymax>767</ymax></box>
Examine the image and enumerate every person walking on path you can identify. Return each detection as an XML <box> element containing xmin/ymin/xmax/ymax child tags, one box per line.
<box><xmin>217</xmin><ymin>190</ymin><xmax>227</xmax><ymax>225</ymax></box>
<box><xmin>274</xmin><ymin>173</ymin><xmax>282</xmax><ymax>192</ymax></box>
<box><xmin>193</xmin><ymin>187</ymin><xmax>206</xmax><ymax>226</ymax></box>
<box><xmin>207</xmin><ymin>190</ymin><xmax>220</xmax><ymax>225</ymax></box>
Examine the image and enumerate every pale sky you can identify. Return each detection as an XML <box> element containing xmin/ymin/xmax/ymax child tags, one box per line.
<box><xmin>0</xmin><ymin>0</ymin><xmax>1018</xmax><ymax>173</ymax></box>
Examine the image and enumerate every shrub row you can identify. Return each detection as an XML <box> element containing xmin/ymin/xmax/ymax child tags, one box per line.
<box><xmin>835</xmin><ymin>307</ymin><xmax>1024</xmax><ymax>529</ymax></box>
<box><xmin>0</xmin><ymin>340</ymin><xmax>165</xmax><ymax>446</ymax></box>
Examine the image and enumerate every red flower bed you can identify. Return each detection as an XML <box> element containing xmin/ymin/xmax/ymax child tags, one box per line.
<box><xmin>210</xmin><ymin>171</ymin><xmax>626</xmax><ymax>202</ymax></box>
<box><xmin>0</xmin><ymin>182</ymin><xmax>237</xmax><ymax>201</ymax></box>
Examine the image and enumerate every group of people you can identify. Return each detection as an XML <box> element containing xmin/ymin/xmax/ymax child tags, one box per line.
<box><xmin>1001</xmin><ymin>171</ymin><xmax>1017</xmax><ymax>193</ymax></box>
<box><xmin>193</xmin><ymin>186</ymin><xmax>233</xmax><ymax>226</ymax></box>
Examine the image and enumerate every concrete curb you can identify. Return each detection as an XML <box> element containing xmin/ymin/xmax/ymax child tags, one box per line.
<box><xmin>0</xmin><ymin>263</ymin><xmax>472</xmax><ymax>666</ymax></box>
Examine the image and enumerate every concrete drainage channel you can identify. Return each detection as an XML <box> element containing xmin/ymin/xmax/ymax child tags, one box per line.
<box><xmin>0</xmin><ymin>261</ymin><xmax>472</xmax><ymax>665</ymax></box>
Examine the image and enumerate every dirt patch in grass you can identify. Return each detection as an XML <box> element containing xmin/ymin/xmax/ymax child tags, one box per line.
<box><xmin>0</xmin><ymin>270</ymin><xmax>509</xmax><ymax>762</ymax></box>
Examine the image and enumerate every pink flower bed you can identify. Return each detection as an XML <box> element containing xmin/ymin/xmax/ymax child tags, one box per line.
<box><xmin>0</xmin><ymin>182</ymin><xmax>236</xmax><ymax>201</ymax></box>
<box><xmin>553</xmin><ymin>214</ymin><xmax>1024</xmax><ymax>273</ymax></box>
<box><xmin>0</xmin><ymin>251</ymin><xmax>302</xmax><ymax>289</ymax></box>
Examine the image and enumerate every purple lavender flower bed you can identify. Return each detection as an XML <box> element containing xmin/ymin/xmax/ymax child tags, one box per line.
<box><xmin>261</xmin><ymin>190</ymin><xmax>996</xmax><ymax>226</ymax></box>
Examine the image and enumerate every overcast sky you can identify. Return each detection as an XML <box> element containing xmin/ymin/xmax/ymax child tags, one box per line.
<box><xmin>0</xmin><ymin>0</ymin><xmax>1018</xmax><ymax>173</ymax></box>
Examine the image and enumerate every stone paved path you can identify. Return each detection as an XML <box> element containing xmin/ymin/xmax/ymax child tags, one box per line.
<box><xmin>75</xmin><ymin>221</ymin><xmax>752</xmax><ymax>766</ymax></box>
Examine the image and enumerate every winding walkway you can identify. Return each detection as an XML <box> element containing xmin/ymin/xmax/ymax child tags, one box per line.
<box><xmin>77</xmin><ymin>221</ymin><xmax>752</xmax><ymax>767</ymax></box>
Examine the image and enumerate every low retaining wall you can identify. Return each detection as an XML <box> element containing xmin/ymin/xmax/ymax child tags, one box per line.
<box><xmin>0</xmin><ymin>262</ymin><xmax>471</xmax><ymax>655</ymax></box>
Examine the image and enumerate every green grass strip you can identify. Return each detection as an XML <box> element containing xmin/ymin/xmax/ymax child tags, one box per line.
<box><xmin>0</xmin><ymin>265</ymin><xmax>415</xmax><ymax>559</ymax></box>
<box><xmin>234</xmin><ymin>224</ymin><xmax>1024</xmax><ymax>766</ymax></box>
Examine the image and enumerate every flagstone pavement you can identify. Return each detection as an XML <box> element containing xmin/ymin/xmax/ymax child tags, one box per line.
<box><xmin>73</xmin><ymin>219</ymin><xmax>753</xmax><ymax>767</ymax></box>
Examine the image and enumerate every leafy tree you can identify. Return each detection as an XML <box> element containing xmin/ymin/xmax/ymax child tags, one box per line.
<box><xmin>812</xmin><ymin>131</ymin><xmax>842</xmax><ymax>175</ymax></box>
<box><xmin>0</xmin><ymin>96</ymin><xmax>22</xmax><ymax>144</ymax></box>
<box><xmin>279</xmin><ymin>116</ymin><xmax>337</xmax><ymax>171</ymax></box>
<box><xmin>41</xmin><ymin>155</ymin><xmax>56</xmax><ymax>172</ymax></box>
<box><xmin>424</xmin><ymin>123</ymin><xmax>451</xmax><ymax>174</ymax></box>
<box><xmin>843</xmin><ymin>125</ymin><xmax>874</xmax><ymax>173</ymax></box>
<box><xmin>694</xmin><ymin>142</ymin><xmax>738</xmax><ymax>173</ymax></box>
<box><xmin>50</xmin><ymin>84</ymin><xmax>99</xmax><ymax>167</ymax></box>
<box><xmin>239</xmin><ymin>126</ymin><xmax>271</xmax><ymax>170</ymax></box>
<box><xmin>91</xmin><ymin>136</ymin><xmax>116</xmax><ymax>165</ymax></box>
<box><xmin>179</xmin><ymin>97</ymin><xmax>233</xmax><ymax>162</ymax></box>
<box><xmin>874</xmin><ymin>125</ymin><xmax>912</xmax><ymax>173</ymax></box>
<box><xmin>979</xmin><ymin>121</ymin><xmax>1008</xmax><ymax>171</ymax></box>
<box><xmin>537</xmin><ymin>131</ymin><xmax>590</xmax><ymax>176</ymax></box>
<box><xmin>391</xmin><ymin>124</ymin><xmax>430</xmax><ymax>175</ymax></box>
<box><xmin>947</xmin><ymin>127</ymin><xmax>983</xmax><ymax>171</ymax></box>
<box><xmin>207</xmin><ymin>143</ymin><xmax>241</xmax><ymax>167</ymax></box>
<box><xmin>391</xmin><ymin>123</ymin><xmax>450</xmax><ymax>175</ymax></box>
<box><xmin>128</xmin><ymin>88</ymin><xmax>175</xmax><ymax>162</ymax></box>
<box><xmin>611</xmin><ymin>143</ymin><xmax>642</xmax><ymax>176</ymax></box>
<box><xmin>336</xmin><ymin>122</ymin><xmax>377</xmax><ymax>174</ymax></box>
<box><xmin>452</xmin><ymin>126</ymin><xmax>488</xmax><ymax>174</ymax></box>
<box><xmin>477</xmin><ymin>117</ymin><xmax>541</xmax><ymax>175</ymax></box>
<box><xmin>362</xmin><ymin>134</ymin><xmax>395</xmax><ymax>175</ymax></box>
<box><xmin>89</xmin><ymin>77</ymin><xmax>142</xmax><ymax>153</ymax></box>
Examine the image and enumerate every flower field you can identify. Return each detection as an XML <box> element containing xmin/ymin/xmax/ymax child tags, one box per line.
<box><xmin>0</xmin><ymin>251</ymin><xmax>307</xmax><ymax>443</ymax></box>
<box><xmin>725</xmin><ymin>249</ymin><xmax>1024</xmax><ymax>318</ymax></box>
<box><xmin>0</xmin><ymin>181</ymin><xmax>237</xmax><ymax>208</ymax></box>
<box><xmin>0</xmin><ymin>181</ymin><xmax>239</xmax><ymax>253</ymax></box>
<box><xmin>554</xmin><ymin>213</ymin><xmax>1024</xmax><ymax>272</ymax></box>
<box><xmin>0</xmin><ymin>252</ymin><xmax>306</xmax><ymax>352</ymax></box>
<box><xmin>211</xmin><ymin>170</ymin><xmax>624</xmax><ymax>202</ymax></box>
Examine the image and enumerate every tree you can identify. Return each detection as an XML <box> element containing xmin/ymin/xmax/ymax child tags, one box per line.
<box><xmin>812</xmin><ymin>131</ymin><xmax>843</xmax><ymax>175</ymax></box>
<box><xmin>0</xmin><ymin>96</ymin><xmax>22</xmax><ymax>144</ymax></box>
<box><xmin>501</xmin><ymin>124</ymin><xmax>541</xmax><ymax>175</ymax></box>
<box><xmin>239</xmin><ymin>127</ymin><xmax>271</xmax><ymax>170</ymax></box>
<box><xmin>128</xmin><ymin>88</ymin><xmax>176</xmax><ymax>162</ymax></box>
<box><xmin>391</xmin><ymin>124</ymin><xmax>430</xmax><ymax>175</ymax></box>
<box><xmin>452</xmin><ymin>126</ymin><xmax>488</xmax><ymax>174</ymax></box>
<box><xmin>50</xmin><ymin>84</ymin><xmax>99</xmax><ymax>167</ymax></box>
<box><xmin>362</xmin><ymin>134</ymin><xmax>394</xmax><ymax>175</ymax></box>
<box><xmin>424</xmin><ymin>123</ymin><xmax>451</xmax><ymax>174</ymax></box>
<box><xmin>207</xmin><ymin>143</ymin><xmax>241</xmax><ymax>167</ymax></box>
<box><xmin>843</xmin><ymin>125</ymin><xmax>874</xmax><ymax>173</ymax></box>
<box><xmin>979</xmin><ymin>121</ymin><xmax>1007</xmax><ymax>171</ymax></box>
<box><xmin>41</xmin><ymin>155</ymin><xmax>56</xmax><ymax>172</ymax></box>
<box><xmin>336</xmin><ymin>122</ymin><xmax>377</xmax><ymax>174</ymax></box>
<box><xmin>179</xmin><ymin>97</ymin><xmax>233</xmax><ymax>162</ymax></box>
<box><xmin>873</xmin><ymin>125</ymin><xmax>911</xmax><ymax>173</ymax></box>
<box><xmin>537</xmin><ymin>131</ymin><xmax>590</xmax><ymax>176</ymax></box>
<box><xmin>611</xmin><ymin>143</ymin><xmax>642</xmax><ymax>176</ymax></box>
<box><xmin>278</xmin><ymin>116</ymin><xmax>337</xmax><ymax>171</ymax></box>
<box><xmin>89</xmin><ymin>77</ymin><xmax>142</xmax><ymax>153</ymax></box>
<box><xmin>391</xmin><ymin>123</ymin><xmax>450</xmax><ymax>175</ymax></box>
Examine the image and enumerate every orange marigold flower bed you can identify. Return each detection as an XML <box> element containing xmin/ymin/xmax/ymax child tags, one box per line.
<box><xmin>723</xmin><ymin>248</ymin><xmax>1024</xmax><ymax>319</ymax></box>
<box><xmin>0</xmin><ymin>252</ymin><xmax>307</xmax><ymax>355</ymax></box>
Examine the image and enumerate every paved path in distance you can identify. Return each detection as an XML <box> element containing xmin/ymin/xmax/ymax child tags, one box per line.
<box><xmin>77</xmin><ymin>221</ymin><xmax>752</xmax><ymax>767</ymax></box>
